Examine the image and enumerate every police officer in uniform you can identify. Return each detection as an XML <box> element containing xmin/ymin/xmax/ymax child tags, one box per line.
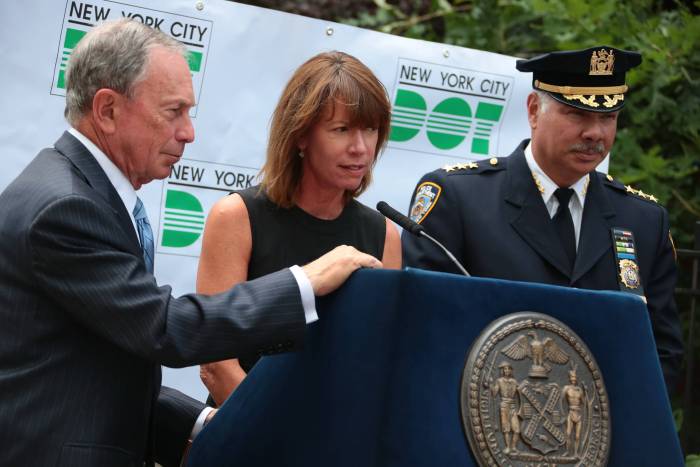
<box><xmin>402</xmin><ymin>46</ymin><xmax>683</xmax><ymax>390</ymax></box>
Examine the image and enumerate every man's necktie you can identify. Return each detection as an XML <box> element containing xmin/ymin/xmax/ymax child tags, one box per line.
<box><xmin>133</xmin><ymin>197</ymin><xmax>155</xmax><ymax>273</ymax></box>
<box><xmin>552</xmin><ymin>188</ymin><xmax>576</xmax><ymax>271</ymax></box>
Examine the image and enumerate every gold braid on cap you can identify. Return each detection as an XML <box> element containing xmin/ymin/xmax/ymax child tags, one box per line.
<box><xmin>535</xmin><ymin>80</ymin><xmax>628</xmax><ymax>95</ymax></box>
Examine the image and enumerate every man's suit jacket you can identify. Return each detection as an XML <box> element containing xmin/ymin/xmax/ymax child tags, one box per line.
<box><xmin>0</xmin><ymin>132</ymin><xmax>307</xmax><ymax>466</ymax></box>
<box><xmin>402</xmin><ymin>140</ymin><xmax>683</xmax><ymax>388</ymax></box>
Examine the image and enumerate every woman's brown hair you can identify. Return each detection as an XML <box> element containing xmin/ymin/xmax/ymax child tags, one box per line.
<box><xmin>260</xmin><ymin>51</ymin><xmax>391</xmax><ymax>208</ymax></box>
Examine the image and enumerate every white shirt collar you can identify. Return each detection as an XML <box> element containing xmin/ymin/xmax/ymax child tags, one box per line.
<box><xmin>67</xmin><ymin>128</ymin><xmax>138</xmax><ymax>217</ymax></box>
<box><xmin>524</xmin><ymin>141</ymin><xmax>589</xmax><ymax>208</ymax></box>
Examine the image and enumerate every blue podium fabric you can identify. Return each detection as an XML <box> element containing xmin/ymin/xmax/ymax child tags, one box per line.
<box><xmin>188</xmin><ymin>268</ymin><xmax>682</xmax><ymax>466</ymax></box>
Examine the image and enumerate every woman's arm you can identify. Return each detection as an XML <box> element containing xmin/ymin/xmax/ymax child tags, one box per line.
<box><xmin>381</xmin><ymin>218</ymin><xmax>402</xmax><ymax>269</ymax></box>
<box><xmin>196</xmin><ymin>194</ymin><xmax>252</xmax><ymax>406</ymax></box>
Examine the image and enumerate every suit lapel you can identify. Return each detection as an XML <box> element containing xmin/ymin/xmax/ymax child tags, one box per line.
<box><xmin>504</xmin><ymin>143</ymin><xmax>573</xmax><ymax>279</ymax></box>
<box><xmin>54</xmin><ymin>131</ymin><xmax>141</xmax><ymax>254</ymax></box>
<box><xmin>571</xmin><ymin>172</ymin><xmax>616</xmax><ymax>283</ymax></box>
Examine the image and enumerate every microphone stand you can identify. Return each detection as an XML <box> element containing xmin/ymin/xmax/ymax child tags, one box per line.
<box><xmin>418</xmin><ymin>231</ymin><xmax>470</xmax><ymax>277</ymax></box>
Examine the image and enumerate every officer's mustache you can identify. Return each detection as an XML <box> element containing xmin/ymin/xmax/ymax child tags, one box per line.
<box><xmin>570</xmin><ymin>142</ymin><xmax>605</xmax><ymax>155</ymax></box>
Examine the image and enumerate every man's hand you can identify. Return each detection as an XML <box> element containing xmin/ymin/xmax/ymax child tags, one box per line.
<box><xmin>302</xmin><ymin>245</ymin><xmax>382</xmax><ymax>296</ymax></box>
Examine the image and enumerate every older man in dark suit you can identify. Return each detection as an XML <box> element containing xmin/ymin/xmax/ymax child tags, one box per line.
<box><xmin>0</xmin><ymin>19</ymin><xmax>380</xmax><ymax>467</ymax></box>
<box><xmin>402</xmin><ymin>46</ymin><xmax>683</xmax><ymax>390</ymax></box>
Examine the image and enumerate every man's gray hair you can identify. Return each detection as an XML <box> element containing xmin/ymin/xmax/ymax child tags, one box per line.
<box><xmin>534</xmin><ymin>90</ymin><xmax>553</xmax><ymax>114</ymax></box>
<box><xmin>64</xmin><ymin>19</ymin><xmax>187</xmax><ymax>125</ymax></box>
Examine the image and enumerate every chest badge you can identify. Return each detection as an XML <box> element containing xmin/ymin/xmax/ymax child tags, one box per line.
<box><xmin>611</xmin><ymin>228</ymin><xmax>646</xmax><ymax>300</ymax></box>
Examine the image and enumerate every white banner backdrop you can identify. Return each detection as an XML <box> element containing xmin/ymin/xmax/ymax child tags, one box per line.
<box><xmin>1</xmin><ymin>0</ymin><xmax>538</xmax><ymax>400</ymax></box>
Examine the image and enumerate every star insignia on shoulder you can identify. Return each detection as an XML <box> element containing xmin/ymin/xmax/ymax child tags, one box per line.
<box><xmin>442</xmin><ymin>161</ymin><xmax>479</xmax><ymax>172</ymax></box>
<box><xmin>624</xmin><ymin>184</ymin><xmax>658</xmax><ymax>203</ymax></box>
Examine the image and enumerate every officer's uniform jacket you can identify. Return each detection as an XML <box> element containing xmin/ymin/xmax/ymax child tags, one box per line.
<box><xmin>402</xmin><ymin>140</ymin><xmax>683</xmax><ymax>388</ymax></box>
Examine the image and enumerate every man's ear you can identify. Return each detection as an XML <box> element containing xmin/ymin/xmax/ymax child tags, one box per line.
<box><xmin>91</xmin><ymin>89</ymin><xmax>122</xmax><ymax>135</ymax></box>
<box><xmin>526</xmin><ymin>92</ymin><xmax>539</xmax><ymax>130</ymax></box>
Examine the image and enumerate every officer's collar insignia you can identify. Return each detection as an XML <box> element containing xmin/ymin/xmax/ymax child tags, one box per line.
<box><xmin>590</xmin><ymin>49</ymin><xmax>615</xmax><ymax>75</ymax></box>
<box><xmin>611</xmin><ymin>228</ymin><xmax>646</xmax><ymax>300</ymax></box>
<box><xmin>461</xmin><ymin>312</ymin><xmax>611</xmax><ymax>465</ymax></box>
<box><xmin>530</xmin><ymin>173</ymin><xmax>589</xmax><ymax>198</ymax></box>
<box><xmin>581</xmin><ymin>175</ymin><xmax>591</xmax><ymax>197</ymax></box>
<box><xmin>409</xmin><ymin>182</ymin><xmax>442</xmax><ymax>224</ymax></box>
<box><xmin>531</xmin><ymin>171</ymin><xmax>545</xmax><ymax>194</ymax></box>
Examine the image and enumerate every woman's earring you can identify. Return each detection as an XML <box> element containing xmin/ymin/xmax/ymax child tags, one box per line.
<box><xmin>298</xmin><ymin>151</ymin><xmax>305</xmax><ymax>159</ymax></box>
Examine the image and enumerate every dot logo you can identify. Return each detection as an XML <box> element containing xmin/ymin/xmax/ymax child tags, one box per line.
<box><xmin>161</xmin><ymin>190</ymin><xmax>205</xmax><ymax>248</ymax></box>
<box><xmin>427</xmin><ymin>97</ymin><xmax>472</xmax><ymax>150</ymax></box>
<box><xmin>157</xmin><ymin>159</ymin><xmax>258</xmax><ymax>258</ymax></box>
<box><xmin>389</xmin><ymin>59</ymin><xmax>512</xmax><ymax>158</ymax></box>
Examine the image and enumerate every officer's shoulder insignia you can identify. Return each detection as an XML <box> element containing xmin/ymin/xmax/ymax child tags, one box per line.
<box><xmin>442</xmin><ymin>157</ymin><xmax>507</xmax><ymax>176</ymax></box>
<box><xmin>624</xmin><ymin>184</ymin><xmax>658</xmax><ymax>203</ymax></box>
<box><xmin>601</xmin><ymin>174</ymin><xmax>659</xmax><ymax>203</ymax></box>
<box><xmin>441</xmin><ymin>161</ymin><xmax>479</xmax><ymax>173</ymax></box>
<box><xmin>409</xmin><ymin>181</ymin><xmax>442</xmax><ymax>224</ymax></box>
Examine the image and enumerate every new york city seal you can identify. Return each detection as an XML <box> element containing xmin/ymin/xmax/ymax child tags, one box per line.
<box><xmin>461</xmin><ymin>312</ymin><xmax>610</xmax><ymax>466</ymax></box>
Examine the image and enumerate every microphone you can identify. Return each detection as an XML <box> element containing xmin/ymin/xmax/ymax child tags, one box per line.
<box><xmin>376</xmin><ymin>201</ymin><xmax>470</xmax><ymax>277</ymax></box>
<box><xmin>376</xmin><ymin>201</ymin><xmax>424</xmax><ymax>236</ymax></box>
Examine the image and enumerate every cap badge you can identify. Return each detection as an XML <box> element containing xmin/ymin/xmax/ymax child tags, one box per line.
<box><xmin>590</xmin><ymin>49</ymin><xmax>615</xmax><ymax>76</ymax></box>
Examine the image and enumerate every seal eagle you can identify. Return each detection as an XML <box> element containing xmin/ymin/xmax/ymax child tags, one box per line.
<box><xmin>501</xmin><ymin>331</ymin><xmax>570</xmax><ymax>375</ymax></box>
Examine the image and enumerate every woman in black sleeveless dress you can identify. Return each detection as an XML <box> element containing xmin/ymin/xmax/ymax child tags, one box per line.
<box><xmin>196</xmin><ymin>51</ymin><xmax>401</xmax><ymax>406</ymax></box>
